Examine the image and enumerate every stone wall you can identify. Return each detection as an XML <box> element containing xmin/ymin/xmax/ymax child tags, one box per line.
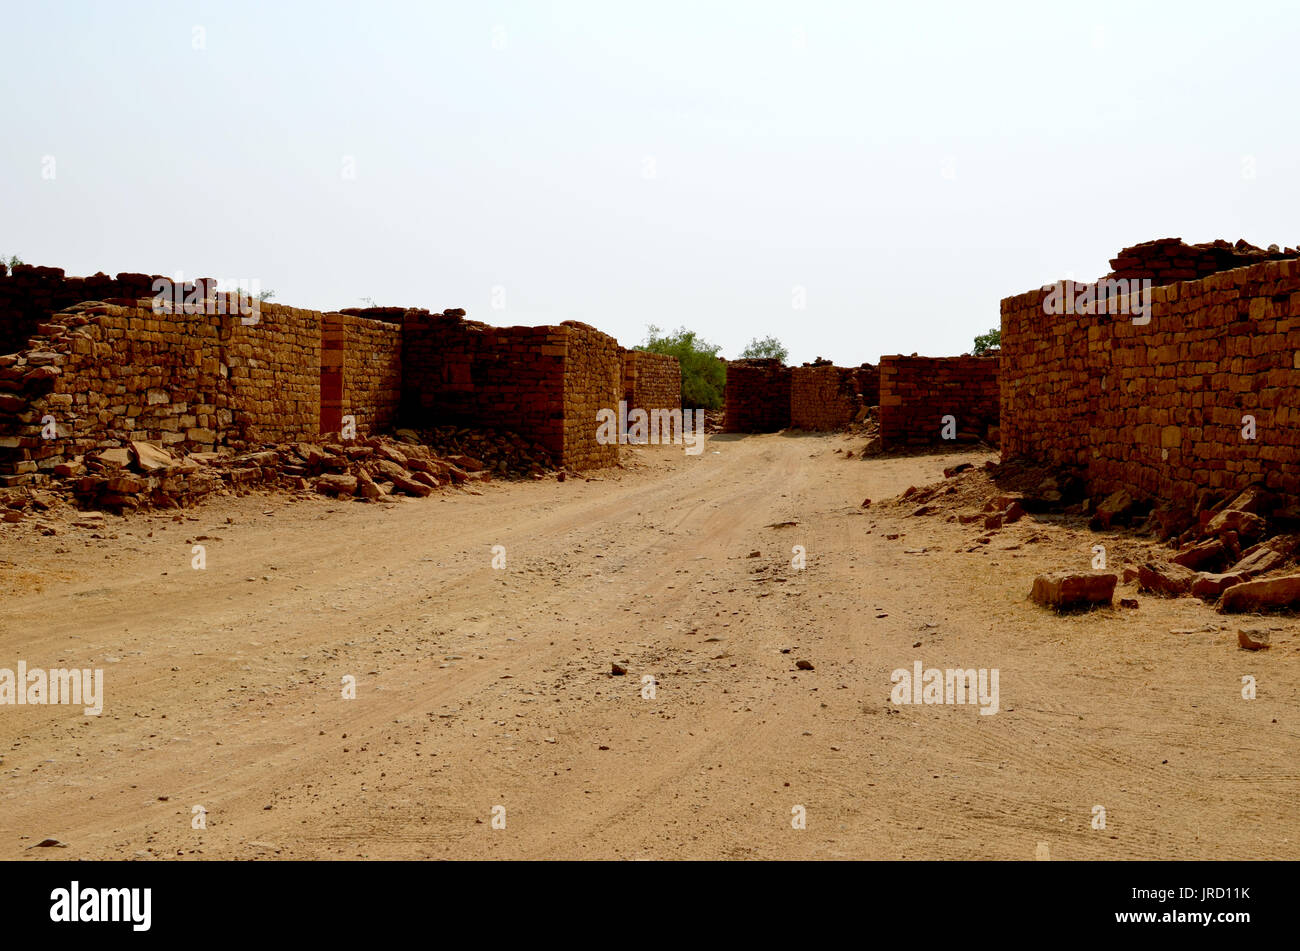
<box><xmin>0</xmin><ymin>296</ymin><xmax>321</xmax><ymax>484</ymax></box>
<box><xmin>1001</xmin><ymin>258</ymin><xmax>1300</xmax><ymax>509</ymax></box>
<box><xmin>878</xmin><ymin>355</ymin><xmax>999</xmax><ymax>447</ymax></box>
<box><xmin>790</xmin><ymin>364</ymin><xmax>875</xmax><ymax>430</ymax></box>
<box><xmin>0</xmin><ymin>264</ymin><xmax>211</xmax><ymax>357</ymax></box>
<box><xmin>723</xmin><ymin>359</ymin><xmax>791</xmax><ymax>432</ymax></box>
<box><xmin>622</xmin><ymin>350</ymin><xmax>681</xmax><ymax>413</ymax></box>
<box><xmin>400</xmin><ymin>311</ymin><xmax>621</xmax><ymax>470</ymax></box>
<box><xmin>562</xmin><ymin>322</ymin><xmax>622</xmax><ymax>470</ymax></box>
<box><xmin>337</xmin><ymin>312</ymin><xmax>402</xmax><ymax>437</ymax></box>
<box><xmin>1</xmin><ymin>267</ymin><xmax>642</xmax><ymax>479</ymax></box>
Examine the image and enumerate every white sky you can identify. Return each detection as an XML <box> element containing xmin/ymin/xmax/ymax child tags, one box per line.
<box><xmin>2</xmin><ymin>0</ymin><xmax>1296</xmax><ymax>364</ymax></box>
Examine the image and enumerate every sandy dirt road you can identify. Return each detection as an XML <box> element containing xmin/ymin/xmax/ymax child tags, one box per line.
<box><xmin>1</xmin><ymin>431</ymin><xmax>1297</xmax><ymax>859</ymax></box>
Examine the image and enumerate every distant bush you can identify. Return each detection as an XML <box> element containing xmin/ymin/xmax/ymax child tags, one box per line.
<box><xmin>739</xmin><ymin>335</ymin><xmax>788</xmax><ymax>362</ymax></box>
<box><xmin>973</xmin><ymin>327</ymin><xmax>1000</xmax><ymax>355</ymax></box>
<box><xmin>638</xmin><ymin>324</ymin><xmax>725</xmax><ymax>409</ymax></box>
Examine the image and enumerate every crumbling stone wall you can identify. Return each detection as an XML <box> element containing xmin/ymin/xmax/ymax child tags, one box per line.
<box><xmin>622</xmin><ymin>350</ymin><xmax>681</xmax><ymax>412</ymax></box>
<box><xmin>790</xmin><ymin>364</ymin><xmax>875</xmax><ymax>430</ymax></box>
<box><xmin>1108</xmin><ymin>238</ymin><xmax>1298</xmax><ymax>286</ymax></box>
<box><xmin>1002</xmin><ymin>258</ymin><xmax>1300</xmax><ymax>509</ymax></box>
<box><xmin>1</xmin><ymin>267</ymin><xmax>640</xmax><ymax>479</ymax></box>
<box><xmin>0</xmin><ymin>264</ymin><xmax>210</xmax><ymax>357</ymax></box>
<box><xmin>0</xmin><ymin>297</ymin><xmax>321</xmax><ymax>484</ymax></box>
<box><xmin>400</xmin><ymin>311</ymin><xmax>620</xmax><ymax>469</ymax></box>
<box><xmin>723</xmin><ymin>359</ymin><xmax>791</xmax><ymax>432</ymax></box>
<box><xmin>878</xmin><ymin>355</ymin><xmax>999</xmax><ymax>447</ymax></box>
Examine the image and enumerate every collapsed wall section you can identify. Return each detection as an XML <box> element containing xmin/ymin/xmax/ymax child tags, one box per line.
<box><xmin>1108</xmin><ymin>237</ymin><xmax>1298</xmax><ymax>285</ymax></box>
<box><xmin>790</xmin><ymin>364</ymin><xmax>876</xmax><ymax>430</ymax></box>
<box><xmin>722</xmin><ymin>359</ymin><xmax>791</xmax><ymax>432</ymax></box>
<box><xmin>622</xmin><ymin>350</ymin><xmax>682</xmax><ymax>413</ymax></box>
<box><xmin>878</xmin><ymin>355</ymin><xmax>999</xmax><ymax>447</ymax></box>
<box><xmin>1002</xmin><ymin>259</ymin><xmax>1300</xmax><ymax>509</ymax></box>
<box><xmin>0</xmin><ymin>264</ymin><xmax>205</xmax><ymax>357</ymax></box>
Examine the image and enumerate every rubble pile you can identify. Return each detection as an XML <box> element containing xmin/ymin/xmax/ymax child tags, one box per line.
<box><xmin>395</xmin><ymin>425</ymin><xmax>556</xmax><ymax>479</ymax></box>
<box><xmin>0</xmin><ymin>426</ymin><xmax>562</xmax><ymax>521</ymax></box>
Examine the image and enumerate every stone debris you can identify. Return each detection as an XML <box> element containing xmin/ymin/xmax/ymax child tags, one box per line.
<box><xmin>1237</xmin><ymin>628</ymin><xmax>1272</xmax><ymax>651</ymax></box>
<box><xmin>0</xmin><ymin>429</ymin><xmax>548</xmax><ymax>519</ymax></box>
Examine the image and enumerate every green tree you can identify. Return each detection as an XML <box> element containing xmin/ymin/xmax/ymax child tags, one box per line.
<box><xmin>3</xmin><ymin>254</ymin><xmax>23</xmax><ymax>269</ymax></box>
<box><xmin>972</xmin><ymin>327</ymin><xmax>1000</xmax><ymax>355</ymax></box>
<box><xmin>638</xmin><ymin>324</ymin><xmax>725</xmax><ymax>409</ymax></box>
<box><xmin>739</xmin><ymin>335</ymin><xmax>788</xmax><ymax>362</ymax></box>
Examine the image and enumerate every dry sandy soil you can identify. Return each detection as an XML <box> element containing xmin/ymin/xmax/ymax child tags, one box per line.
<box><xmin>1</xmin><ymin>431</ymin><xmax>1296</xmax><ymax>860</ymax></box>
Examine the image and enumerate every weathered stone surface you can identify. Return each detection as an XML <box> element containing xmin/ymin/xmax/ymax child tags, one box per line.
<box><xmin>1138</xmin><ymin>561</ymin><xmax>1198</xmax><ymax>597</ymax></box>
<box><xmin>315</xmin><ymin>474</ymin><xmax>358</xmax><ymax>496</ymax></box>
<box><xmin>1030</xmin><ymin>570</ymin><xmax>1117</xmax><ymax>610</ymax></box>
<box><xmin>131</xmin><ymin>441</ymin><xmax>175</xmax><ymax>473</ymax></box>
<box><xmin>1091</xmin><ymin>489</ymin><xmax>1136</xmax><ymax>530</ymax></box>
<box><xmin>1173</xmin><ymin>538</ymin><xmax>1225</xmax><ymax>571</ymax></box>
<box><xmin>1237</xmin><ymin>628</ymin><xmax>1271</xmax><ymax>650</ymax></box>
<box><xmin>1191</xmin><ymin>572</ymin><xmax>1248</xmax><ymax>601</ymax></box>
<box><xmin>1205</xmin><ymin>509</ymin><xmax>1266</xmax><ymax>543</ymax></box>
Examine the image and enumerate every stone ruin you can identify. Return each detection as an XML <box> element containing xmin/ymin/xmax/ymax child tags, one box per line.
<box><xmin>722</xmin><ymin>354</ymin><xmax>998</xmax><ymax>449</ymax></box>
<box><xmin>0</xmin><ymin>264</ymin><xmax>684</xmax><ymax>500</ymax></box>
<box><xmin>1003</xmin><ymin>237</ymin><xmax>1300</xmax><ymax>614</ymax></box>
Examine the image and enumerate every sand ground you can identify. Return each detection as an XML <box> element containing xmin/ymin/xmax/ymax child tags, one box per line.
<box><xmin>1</xmin><ymin>431</ymin><xmax>1296</xmax><ymax>859</ymax></box>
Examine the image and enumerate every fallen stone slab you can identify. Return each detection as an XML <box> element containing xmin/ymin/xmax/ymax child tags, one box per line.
<box><xmin>1219</xmin><ymin>574</ymin><xmax>1300</xmax><ymax>614</ymax></box>
<box><xmin>1191</xmin><ymin>572</ymin><xmax>1248</xmax><ymax>601</ymax></box>
<box><xmin>315</xmin><ymin>474</ymin><xmax>358</xmax><ymax>497</ymax></box>
<box><xmin>1227</xmin><ymin>546</ymin><xmax>1287</xmax><ymax>578</ymax></box>
<box><xmin>1030</xmin><ymin>570</ymin><xmax>1117</xmax><ymax>610</ymax></box>
<box><xmin>1138</xmin><ymin>561</ymin><xmax>1198</xmax><ymax>597</ymax></box>
<box><xmin>1173</xmin><ymin>538</ymin><xmax>1225</xmax><ymax>571</ymax></box>
<box><xmin>131</xmin><ymin>440</ymin><xmax>175</xmax><ymax>473</ymax></box>
<box><xmin>1204</xmin><ymin>508</ymin><xmax>1266</xmax><ymax>543</ymax></box>
<box><xmin>1090</xmin><ymin>489</ymin><xmax>1136</xmax><ymax>530</ymax></box>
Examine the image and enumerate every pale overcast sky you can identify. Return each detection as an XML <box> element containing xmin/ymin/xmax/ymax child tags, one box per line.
<box><xmin>2</xmin><ymin>0</ymin><xmax>1296</xmax><ymax>364</ymax></box>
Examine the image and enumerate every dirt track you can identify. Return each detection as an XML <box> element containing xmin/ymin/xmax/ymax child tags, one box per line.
<box><xmin>2</xmin><ymin>432</ymin><xmax>1297</xmax><ymax>859</ymax></box>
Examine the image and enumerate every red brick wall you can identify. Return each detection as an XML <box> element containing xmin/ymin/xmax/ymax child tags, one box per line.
<box><xmin>723</xmin><ymin>359</ymin><xmax>791</xmax><ymax>432</ymax></box>
<box><xmin>878</xmin><ymin>355</ymin><xmax>999</xmax><ymax>447</ymax></box>
<box><xmin>400</xmin><ymin>311</ymin><xmax>621</xmax><ymax>470</ymax></box>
